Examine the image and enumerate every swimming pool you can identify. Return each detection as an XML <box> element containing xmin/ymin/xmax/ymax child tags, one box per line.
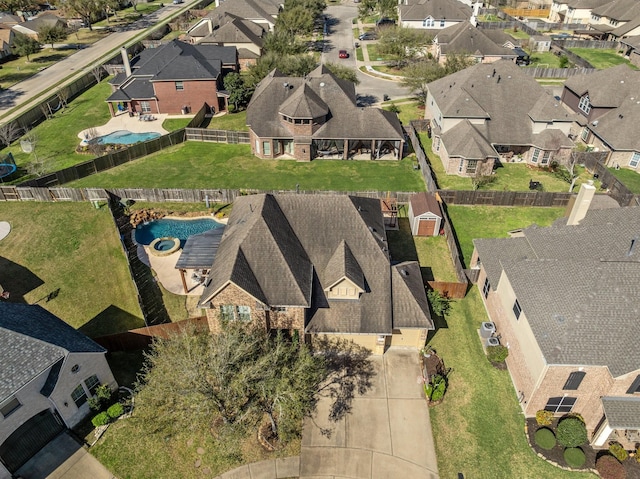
<box><xmin>135</xmin><ymin>217</ymin><xmax>223</xmax><ymax>246</ymax></box>
<box><xmin>97</xmin><ymin>130</ymin><xmax>161</xmax><ymax>145</ymax></box>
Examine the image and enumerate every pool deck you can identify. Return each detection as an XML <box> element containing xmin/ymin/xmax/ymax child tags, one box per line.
<box><xmin>77</xmin><ymin>112</ymin><xmax>181</xmax><ymax>144</ymax></box>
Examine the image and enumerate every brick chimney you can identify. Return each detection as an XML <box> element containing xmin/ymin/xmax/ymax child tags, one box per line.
<box><xmin>121</xmin><ymin>47</ymin><xmax>131</xmax><ymax>77</ymax></box>
<box><xmin>567</xmin><ymin>181</ymin><xmax>595</xmax><ymax>226</ymax></box>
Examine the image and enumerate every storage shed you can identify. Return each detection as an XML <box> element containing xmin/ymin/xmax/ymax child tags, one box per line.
<box><xmin>408</xmin><ymin>192</ymin><xmax>442</xmax><ymax>237</ymax></box>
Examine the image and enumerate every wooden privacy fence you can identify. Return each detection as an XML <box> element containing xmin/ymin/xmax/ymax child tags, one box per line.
<box><xmin>407</xmin><ymin>122</ymin><xmax>437</xmax><ymax>192</ymax></box>
<box><xmin>185</xmin><ymin>128</ymin><xmax>250</xmax><ymax>144</ymax></box>
<box><xmin>520</xmin><ymin>67</ymin><xmax>596</xmax><ymax>78</ymax></box>
<box><xmin>554</xmin><ymin>39</ymin><xmax>620</xmax><ymax>49</ymax></box>
<box><xmin>427</xmin><ymin>281</ymin><xmax>467</xmax><ymax>299</ymax></box>
<box><xmin>437</xmin><ymin>189</ymin><xmax>573</xmax><ymax>207</ymax></box>
<box><xmin>502</xmin><ymin>7</ymin><xmax>550</xmax><ymax>17</ymax></box>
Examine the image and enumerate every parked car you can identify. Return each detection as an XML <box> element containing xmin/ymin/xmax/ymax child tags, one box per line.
<box><xmin>375</xmin><ymin>17</ymin><xmax>395</xmax><ymax>29</ymax></box>
<box><xmin>173</xmin><ymin>0</ymin><xmax>183</xmax><ymax>4</ymax></box>
<box><xmin>339</xmin><ymin>50</ymin><xmax>349</xmax><ymax>58</ymax></box>
<box><xmin>359</xmin><ymin>32</ymin><xmax>377</xmax><ymax>41</ymax></box>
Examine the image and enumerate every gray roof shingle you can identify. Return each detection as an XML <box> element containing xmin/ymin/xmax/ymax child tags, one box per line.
<box><xmin>392</xmin><ymin>262</ymin><xmax>433</xmax><ymax>328</ymax></box>
<box><xmin>601</xmin><ymin>396</ymin><xmax>640</xmax><ymax>428</ymax></box>
<box><xmin>400</xmin><ymin>0</ymin><xmax>471</xmax><ymax>21</ymax></box>
<box><xmin>437</xmin><ymin>22</ymin><xmax>518</xmax><ymax>58</ymax></box>
<box><xmin>175</xmin><ymin>227</ymin><xmax>226</xmax><ymax>270</ymax></box>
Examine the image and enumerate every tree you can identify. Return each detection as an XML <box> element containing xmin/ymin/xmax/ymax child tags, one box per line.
<box><xmin>400</xmin><ymin>59</ymin><xmax>444</xmax><ymax>104</ymax></box>
<box><xmin>247</xmin><ymin>52</ymin><xmax>317</xmax><ymax>88</ymax></box>
<box><xmin>358</xmin><ymin>0</ymin><xmax>397</xmax><ymax>20</ymax></box>
<box><xmin>324</xmin><ymin>62</ymin><xmax>359</xmax><ymax>85</ymax></box>
<box><xmin>263</xmin><ymin>30</ymin><xmax>307</xmax><ymax>56</ymax></box>
<box><xmin>377</xmin><ymin>26</ymin><xmax>431</xmax><ymax>67</ymax></box>
<box><xmin>12</xmin><ymin>33</ymin><xmax>41</xmax><ymax>61</ymax></box>
<box><xmin>55</xmin><ymin>0</ymin><xmax>106</xmax><ymax>31</ymax></box>
<box><xmin>223</xmin><ymin>72</ymin><xmax>253</xmax><ymax>111</ymax></box>
<box><xmin>0</xmin><ymin>122</ymin><xmax>21</xmax><ymax>147</ymax></box>
<box><xmin>427</xmin><ymin>289</ymin><xmax>450</xmax><ymax>317</ymax></box>
<box><xmin>0</xmin><ymin>0</ymin><xmax>39</xmax><ymax>14</ymax></box>
<box><xmin>56</xmin><ymin>86</ymin><xmax>71</xmax><ymax>110</ymax></box>
<box><xmin>443</xmin><ymin>52</ymin><xmax>475</xmax><ymax>75</ymax></box>
<box><xmin>553</xmin><ymin>155</ymin><xmax>579</xmax><ymax>192</ymax></box>
<box><xmin>38</xmin><ymin>24</ymin><xmax>68</xmax><ymax>48</ymax></box>
<box><xmin>276</xmin><ymin>5</ymin><xmax>315</xmax><ymax>37</ymax></box>
<box><xmin>90</xmin><ymin>65</ymin><xmax>104</xmax><ymax>84</ymax></box>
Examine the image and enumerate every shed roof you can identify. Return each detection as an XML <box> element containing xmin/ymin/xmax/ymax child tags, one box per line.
<box><xmin>176</xmin><ymin>227</ymin><xmax>226</xmax><ymax>270</ymax></box>
<box><xmin>410</xmin><ymin>192</ymin><xmax>442</xmax><ymax>218</ymax></box>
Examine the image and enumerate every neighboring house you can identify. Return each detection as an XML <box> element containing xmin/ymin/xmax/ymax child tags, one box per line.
<box><xmin>548</xmin><ymin>0</ymin><xmax>608</xmax><ymax>24</ymax></box>
<box><xmin>482</xmin><ymin>29</ymin><xmax>520</xmax><ymax>49</ymax></box>
<box><xmin>196</xmin><ymin>13</ymin><xmax>266</xmax><ymax>71</ymax></box>
<box><xmin>560</xmin><ymin>64</ymin><xmax>640</xmax><ymax>172</ymax></box>
<box><xmin>589</xmin><ymin>0</ymin><xmax>640</xmax><ymax>37</ymax></box>
<box><xmin>621</xmin><ymin>35</ymin><xmax>640</xmax><ymax>66</ymax></box>
<box><xmin>471</xmin><ymin>190</ymin><xmax>640</xmax><ymax>448</ymax></box>
<box><xmin>0</xmin><ymin>303</ymin><xmax>116</xmax><ymax>477</ymax></box>
<box><xmin>0</xmin><ymin>27</ymin><xmax>14</xmax><ymax>59</ymax></box>
<box><xmin>408</xmin><ymin>192</ymin><xmax>442</xmax><ymax>236</ymax></box>
<box><xmin>106</xmin><ymin>40</ymin><xmax>238</xmax><ymax>116</ymax></box>
<box><xmin>12</xmin><ymin>12</ymin><xmax>66</xmax><ymax>40</ymax></box>
<box><xmin>425</xmin><ymin>60</ymin><xmax>574</xmax><ymax>177</ymax></box>
<box><xmin>198</xmin><ymin>194</ymin><xmax>434</xmax><ymax>354</ymax></box>
<box><xmin>434</xmin><ymin>21</ymin><xmax>519</xmax><ymax>64</ymax></box>
<box><xmin>528</xmin><ymin>34</ymin><xmax>551</xmax><ymax>51</ymax></box>
<box><xmin>187</xmin><ymin>0</ymin><xmax>280</xmax><ymax>35</ymax></box>
<box><xmin>246</xmin><ymin>65</ymin><xmax>405</xmax><ymax>161</ymax></box>
<box><xmin>608</xmin><ymin>16</ymin><xmax>640</xmax><ymax>40</ymax></box>
<box><xmin>399</xmin><ymin>0</ymin><xmax>472</xmax><ymax>30</ymax></box>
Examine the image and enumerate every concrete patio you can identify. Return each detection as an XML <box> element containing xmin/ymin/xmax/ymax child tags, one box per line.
<box><xmin>76</xmin><ymin>112</ymin><xmax>178</xmax><ymax>144</ymax></box>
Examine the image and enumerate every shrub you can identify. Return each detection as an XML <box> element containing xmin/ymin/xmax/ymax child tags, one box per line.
<box><xmin>91</xmin><ymin>412</ymin><xmax>110</xmax><ymax>427</ymax></box>
<box><xmin>534</xmin><ymin>427</ymin><xmax>556</xmax><ymax>450</ymax></box>
<box><xmin>424</xmin><ymin>374</ymin><xmax>447</xmax><ymax>402</ymax></box>
<box><xmin>596</xmin><ymin>455</ymin><xmax>627</xmax><ymax>479</ymax></box>
<box><xmin>535</xmin><ymin>409</ymin><xmax>554</xmax><ymax>426</ymax></box>
<box><xmin>556</xmin><ymin>417</ymin><xmax>587</xmax><ymax>447</ymax></box>
<box><xmin>609</xmin><ymin>442</ymin><xmax>628</xmax><ymax>462</ymax></box>
<box><xmin>88</xmin><ymin>384</ymin><xmax>113</xmax><ymax>412</ymax></box>
<box><xmin>487</xmin><ymin>345</ymin><xmax>509</xmax><ymax>363</ymax></box>
<box><xmin>107</xmin><ymin>402</ymin><xmax>124</xmax><ymax>420</ymax></box>
<box><xmin>564</xmin><ymin>447</ymin><xmax>586</xmax><ymax>468</ymax></box>
<box><xmin>427</xmin><ymin>289</ymin><xmax>450</xmax><ymax>316</ymax></box>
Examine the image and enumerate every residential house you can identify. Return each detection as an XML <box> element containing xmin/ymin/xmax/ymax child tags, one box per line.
<box><xmin>198</xmin><ymin>194</ymin><xmax>434</xmax><ymax>354</ymax></box>
<box><xmin>528</xmin><ymin>34</ymin><xmax>552</xmax><ymax>51</ymax></box>
<box><xmin>589</xmin><ymin>0</ymin><xmax>640</xmax><ymax>38</ymax></box>
<box><xmin>246</xmin><ymin>65</ymin><xmax>405</xmax><ymax>162</ymax></box>
<box><xmin>408</xmin><ymin>192</ymin><xmax>442</xmax><ymax>236</ymax></box>
<box><xmin>482</xmin><ymin>29</ymin><xmax>520</xmax><ymax>49</ymax></box>
<box><xmin>106</xmin><ymin>40</ymin><xmax>238</xmax><ymax>116</ymax></box>
<box><xmin>0</xmin><ymin>27</ymin><xmax>14</xmax><ymax>59</ymax></box>
<box><xmin>548</xmin><ymin>0</ymin><xmax>609</xmax><ymax>24</ymax></box>
<box><xmin>471</xmin><ymin>190</ymin><xmax>640</xmax><ymax>448</ymax></box>
<box><xmin>0</xmin><ymin>303</ymin><xmax>116</xmax><ymax>477</ymax></box>
<box><xmin>195</xmin><ymin>13</ymin><xmax>266</xmax><ymax>71</ymax></box>
<box><xmin>425</xmin><ymin>60</ymin><xmax>574</xmax><ymax>177</ymax></box>
<box><xmin>621</xmin><ymin>35</ymin><xmax>640</xmax><ymax>66</ymax></box>
<box><xmin>433</xmin><ymin>21</ymin><xmax>519</xmax><ymax>64</ymax></box>
<box><xmin>399</xmin><ymin>0</ymin><xmax>472</xmax><ymax>31</ymax></box>
<box><xmin>187</xmin><ymin>0</ymin><xmax>281</xmax><ymax>36</ymax></box>
<box><xmin>12</xmin><ymin>12</ymin><xmax>66</xmax><ymax>40</ymax></box>
<box><xmin>561</xmin><ymin>64</ymin><xmax>640</xmax><ymax>172</ymax></box>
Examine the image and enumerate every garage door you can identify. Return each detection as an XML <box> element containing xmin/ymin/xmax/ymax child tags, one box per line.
<box><xmin>0</xmin><ymin>409</ymin><xmax>64</xmax><ymax>473</ymax></box>
<box><xmin>417</xmin><ymin>218</ymin><xmax>435</xmax><ymax>236</ymax></box>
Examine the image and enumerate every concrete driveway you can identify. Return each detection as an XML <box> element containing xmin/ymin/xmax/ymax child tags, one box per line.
<box><xmin>15</xmin><ymin>433</ymin><xmax>114</xmax><ymax>479</ymax></box>
<box><xmin>301</xmin><ymin>348</ymin><xmax>439</xmax><ymax>479</ymax></box>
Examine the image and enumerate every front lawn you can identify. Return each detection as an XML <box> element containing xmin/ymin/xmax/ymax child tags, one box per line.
<box><xmin>366</xmin><ymin>44</ymin><xmax>393</xmax><ymax>61</ymax></box>
<box><xmin>427</xmin><ymin>289</ymin><xmax>596</xmax><ymax>479</ymax></box>
<box><xmin>67</xmin><ymin>142</ymin><xmax>426</xmax><ymax>192</ymax></box>
<box><xmin>569</xmin><ymin>48</ymin><xmax>635</xmax><ymax>69</ymax></box>
<box><xmin>446</xmin><ymin>205</ymin><xmax>566</xmax><ymax>267</ymax></box>
<box><xmin>0</xmin><ymin>202</ymin><xmax>143</xmax><ymax>335</ymax></box>
<box><xmin>608</xmin><ymin>166</ymin><xmax>640</xmax><ymax>193</ymax></box>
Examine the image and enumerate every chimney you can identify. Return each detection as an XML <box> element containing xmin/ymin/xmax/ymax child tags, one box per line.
<box><xmin>567</xmin><ymin>181</ymin><xmax>595</xmax><ymax>226</ymax></box>
<box><xmin>121</xmin><ymin>47</ymin><xmax>131</xmax><ymax>77</ymax></box>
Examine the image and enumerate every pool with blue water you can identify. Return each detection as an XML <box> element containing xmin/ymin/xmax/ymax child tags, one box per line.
<box><xmin>135</xmin><ymin>218</ymin><xmax>223</xmax><ymax>246</ymax></box>
<box><xmin>97</xmin><ymin>130</ymin><xmax>161</xmax><ymax>145</ymax></box>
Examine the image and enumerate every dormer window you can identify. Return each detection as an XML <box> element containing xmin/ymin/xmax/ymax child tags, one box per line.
<box><xmin>423</xmin><ymin>16</ymin><xmax>435</xmax><ymax>27</ymax></box>
<box><xmin>578</xmin><ymin>94</ymin><xmax>591</xmax><ymax>115</ymax></box>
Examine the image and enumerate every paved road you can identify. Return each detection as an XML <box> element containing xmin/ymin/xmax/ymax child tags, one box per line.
<box><xmin>0</xmin><ymin>1</ymin><xmax>197</xmax><ymax>123</ymax></box>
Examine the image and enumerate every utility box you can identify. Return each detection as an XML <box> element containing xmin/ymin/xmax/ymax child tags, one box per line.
<box><xmin>486</xmin><ymin>337</ymin><xmax>500</xmax><ymax>347</ymax></box>
<box><xmin>480</xmin><ymin>322</ymin><xmax>496</xmax><ymax>338</ymax></box>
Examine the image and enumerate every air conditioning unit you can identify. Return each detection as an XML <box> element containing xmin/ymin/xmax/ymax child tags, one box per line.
<box><xmin>480</xmin><ymin>322</ymin><xmax>496</xmax><ymax>338</ymax></box>
<box><xmin>486</xmin><ymin>337</ymin><xmax>500</xmax><ymax>347</ymax></box>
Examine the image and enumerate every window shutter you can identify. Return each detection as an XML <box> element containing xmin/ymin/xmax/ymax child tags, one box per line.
<box><xmin>563</xmin><ymin>371</ymin><xmax>586</xmax><ymax>390</ymax></box>
<box><xmin>627</xmin><ymin>375</ymin><xmax>640</xmax><ymax>394</ymax></box>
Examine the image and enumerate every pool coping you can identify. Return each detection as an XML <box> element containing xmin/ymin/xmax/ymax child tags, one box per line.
<box><xmin>77</xmin><ymin>113</ymin><xmax>170</xmax><ymax>146</ymax></box>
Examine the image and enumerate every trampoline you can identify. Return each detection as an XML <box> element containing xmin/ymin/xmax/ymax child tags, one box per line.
<box><xmin>0</xmin><ymin>152</ymin><xmax>17</xmax><ymax>182</ymax></box>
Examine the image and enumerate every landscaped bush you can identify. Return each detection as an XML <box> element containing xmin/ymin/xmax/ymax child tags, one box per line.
<box><xmin>91</xmin><ymin>411</ymin><xmax>110</xmax><ymax>427</ymax></box>
<box><xmin>535</xmin><ymin>409</ymin><xmax>554</xmax><ymax>426</ymax></box>
<box><xmin>564</xmin><ymin>447</ymin><xmax>586</xmax><ymax>468</ymax></box>
<box><xmin>556</xmin><ymin>417</ymin><xmax>588</xmax><ymax>447</ymax></box>
<box><xmin>596</xmin><ymin>455</ymin><xmax>627</xmax><ymax>479</ymax></box>
<box><xmin>424</xmin><ymin>374</ymin><xmax>447</xmax><ymax>402</ymax></box>
<box><xmin>107</xmin><ymin>402</ymin><xmax>124</xmax><ymax>420</ymax></box>
<box><xmin>534</xmin><ymin>427</ymin><xmax>556</xmax><ymax>450</ymax></box>
<box><xmin>486</xmin><ymin>345</ymin><xmax>509</xmax><ymax>363</ymax></box>
<box><xmin>609</xmin><ymin>442</ymin><xmax>628</xmax><ymax>462</ymax></box>
<box><xmin>88</xmin><ymin>384</ymin><xmax>113</xmax><ymax>412</ymax></box>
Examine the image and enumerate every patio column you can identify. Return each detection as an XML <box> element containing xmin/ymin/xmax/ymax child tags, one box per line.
<box><xmin>343</xmin><ymin>139</ymin><xmax>348</xmax><ymax>159</ymax></box>
<box><xmin>108</xmin><ymin>102</ymin><xmax>115</xmax><ymax>117</ymax></box>
<box><xmin>592</xmin><ymin>420</ymin><xmax>613</xmax><ymax>447</ymax></box>
<box><xmin>179</xmin><ymin>269</ymin><xmax>188</xmax><ymax>294</ymax></box>
<box><xmin>371</xmin><ymin>140</ymin><xmax>375</xmax><ymax>159</ymax></box>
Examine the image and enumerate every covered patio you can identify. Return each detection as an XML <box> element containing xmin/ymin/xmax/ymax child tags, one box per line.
<box><xmin>175</xmin><ymin>228</ymin><xmax>225</xmax><ymax>294</ymax></box>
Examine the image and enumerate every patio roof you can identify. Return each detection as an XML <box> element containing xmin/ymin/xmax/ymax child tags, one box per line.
<box><xmin>602</xmin><ymin>396</ymin><xmax>640</xmax><ymax>429</ymax></box>
<box><xmin>175</xmin><ymin>227</ymin><xmax>226</xmax><ymax>270</ymax></box>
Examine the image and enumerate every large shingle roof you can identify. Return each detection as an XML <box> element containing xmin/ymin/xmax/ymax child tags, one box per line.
<box><xmin>400</xmin><ymin>0</ymin><xmax>471</xmax><ymax>21</ymax></box>
<box><xmin>437</xmin><ymin>22</ymin><xmax>517</xmax><ymax>58</ymax></box>
<box><xmin>204</xmin><ymin>0</ymin><xmax>279</xmax><ymax>23</ymax></box>
<box><xmin>200</xmin><ymin>15</ymin><xmax>265</xmax><ymax>46</ymax></box>
<box><xmin>474</xmin><ymin>206</ymin><xmax>640</xmax><ymax>376</ymax></box>
<box><xmin>602</xmin><ymin>397</ymin><xmax>640</xmax><ymax>428</ymax></box>
<box><xmin>563</xmin><ymin>64</ymin><xmax>639</xmax><ymax>106</ymax></box>
<box><xmin>0</xmin><ymin>303</ymin><xmax>105</xmax><ymax>403</ymax></box>
<box><xmin>591</xmin><ymin>0</ymin><xmax>640</xmax><ymax>20</ymax></box>
<box><xmin>391</xmin><ymin>262</ymin><xmax>433</xmax><ymax>329</ymax></box>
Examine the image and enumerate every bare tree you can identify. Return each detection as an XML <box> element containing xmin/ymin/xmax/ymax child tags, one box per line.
<box><xmin>56</xmin><ymin>86</ymin><xmax>70</xmax><ymax>109</ymax></box>
<box><xmin>40</xmin><ymin>102</ymin><xmax>53</xmax><ymax>120</ymax></box>
<box><xmin>0</xmin><ymin>122</ymin><xmax>21</xmax><ymax>147</ymax></box>
<box><xmin>84</xmin><ymin>127</ymin><xmax>104</xmax><ymax>157</ymax></box>
<box><xmin>23</xmin><ymin>129</ymin><xmax>51</xmax><ymax>177</ymax></box>
<box><xmin>90</xmin><ymin>65</ymin><xmax>104</xmax><ymax>84</ymax></box>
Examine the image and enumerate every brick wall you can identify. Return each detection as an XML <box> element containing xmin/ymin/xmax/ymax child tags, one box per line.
<box><xmin>154</xmin><ymin>79</ymin><xmax>220</xmax><ymax>115</ymax></box>
<box><xmin>268</xmin><ymin>307</ymin><xmax>305</xmax><ymax>331</ymax></box>
<box><xmin>205</xmin><ymin>283</ymin><xmax>267</xmax><ymax>333</ymax></box>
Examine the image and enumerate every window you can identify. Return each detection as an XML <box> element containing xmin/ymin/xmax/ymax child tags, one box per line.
<box><xmin>236</xmin><ymin>305</ymin><xmax>251</xmax><ymax>321</ymax></box>
<box><xmin>84</xmin><ymin>375</ymin><xmax>100</xmax><ymax>395</ymax></box>
<box><xmin>513</xmin><ymin>299</ymin><xmax>522</xmax><ymax>320</ymax></box>
<box><xmin>255</xmin><ymin>139</ymin><xmax>260</xmax><ymax>154</ymax></box>
<box><xmin>466</xmin><ymin>160</ymin><xmax>478</xmax><ymax>174</ymax></box>
<box><xmin>434</xmin><ymin>137</ymin><xmax>440</xmax><ymax>152</ymax></box>
<box><xmin>440</xmin><ymin>19</ymin><xmax>445</xmax><ymax>27</ymax></box>
<box><xmin>140</xmin><ymin>101</ymin><xmax>151</xmax><ymax>113</ymax></box>
<box><xmin>591</xmin><ymin>14</ymin><xmax>600</xmax><ymax>21</ymax></box>
<box><xmin>71</xmin><ymin>384</ymin><xmax>87</xmax><ymax>408</ymax></box>
<box><xmin>630</xmin><ymin>152</ymin><xmax>640</xmax><ymax>168</ymax></box>
<box><xmin>482</xmin><ymin>277</ymin><xmax>490</xmax><ymax>298</ymax></box>
<box><xmin>175</xmin><ymin>81</ymin><xmax>184</xmax><ymax>91</ymax></box>
<box><xmin>220</xmin><ymin>304</ymin><xmax>235</xmax><ymax>320</ymax></box>
<box><xmin>563</xmin><ymin>371</ymin><xmax>586</xmax><ymax>390</ymax></box>
<box><xmin>581</xmin><ymin>126</ymin><xmax>589</xmax><ymax>141</ymax></box>
<box><xmin>627</xmin><ymin>374</ymin><xmax>640</xmax><ymax>394</ymax></box>
<box><xmin>531</xmin><ymin>148</ymin><xmax>540</xmax><ymax>163</ymax></box>
<box><xmin>544</xmin><ymin>396</ymin><xmax>576</xmax><ymax>413</ymax></box>
<box><xmin>578</xmin><ymin>94</ymin><xmax>591</xmax><ymax>115</ymax></box>
<box><xmin>273</xmin><ymin>141</ymin><xmax>280</xmax><ymax>155</ymax></box>
<box><xmin>609</xmin><ymin>19</ymin><xmax>618</xmax><ymax>26</ymax></box>
<box><xmin>272</xmin><ymin>306</ymin><xmax>287</xmax><ymax>312</ymax></box>
<box><xmin>423</xmin><ymin>17</ymin><xmax>434</xmax><ymax>27</ymax></box>
<box><xmin>0</xmin><ymin>397</ymin><xmax>21</xmax><ymax>418</ymax></box>
<box><xmin>262</xmin><ymin>141</ymin><xmax>271</xmax><ymax>156</ymax></box>
<box><xmin>541</xmin><ymin>151</ymin><xmax>551</xmax><ymax>165</ymax></box>
<box><xmin>71</xmin><ymin>364</ymin><xmax>80</xmax><ymax>373</ymax></box>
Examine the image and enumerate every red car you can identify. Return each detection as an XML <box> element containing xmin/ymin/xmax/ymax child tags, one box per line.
<box><xmin>338</xmin><ymin>50</ymin><xmax>349</xmax><ymax>59</ymax></box>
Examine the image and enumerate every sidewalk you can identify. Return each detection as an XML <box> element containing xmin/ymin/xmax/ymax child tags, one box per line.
<box><xmin>355</xmin><ymin>19</ymin><xmax>405</xmax><ymax>82</ymax></box>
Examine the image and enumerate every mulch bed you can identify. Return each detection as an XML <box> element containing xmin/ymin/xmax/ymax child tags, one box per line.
<box><xmin>526</xmin><ymin>417</ymin><xmax>640</xmax><ymax>478</ymax></box>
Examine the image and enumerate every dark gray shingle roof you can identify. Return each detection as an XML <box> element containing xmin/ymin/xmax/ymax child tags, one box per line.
<box><xmin>437</xmin><ymin>22</ymin><xmax>517</xmax><ymax>58</ymax></box>
<box><xmin>400</xmin><ymin>0</ymin><xmax>471</xmax><ymax>21</ymax></box>
<box><xmin>392</xmin><ymin>262</ymin><xmax>433</xmax><ymax>329</ymax></box>
<box><xmin>176</xmin><ymin>227</ymin><xmax>226</xmax><ymax>270</ymax></box>
<box><xmin>602</xmin><ymin>396</ymin><xmax>640</xmax><ymax>428</ymax></box>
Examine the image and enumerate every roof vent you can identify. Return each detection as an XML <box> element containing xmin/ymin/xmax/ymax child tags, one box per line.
<box><xmin>627</xmin><ymin>235</ymin><xmax>638</xmax><ymax>257</ymax></box>
<box><xmin>592</xmin><ymin>120</ymin><xmax>598</xmax><ymax>126</ymax></box>
<box><xmin>320</xmin><ymin>82</ymin><xmax>325</xmax><ymax>87</ymax></box>
<box><xmin>553</xmin><ymin>313</ymin><xmax>566</xmax><ymax>324</ymax></box>
<box><xmin>400</xmin><ymin>269</ymin><xmax>408</xmax><ymax>276</ymax></box>
<box><xmin>283</xmin><ymin>82</ymin><xmax>289</xmax><ymax>88</ymax></box>
<box><xmin>619</xmin><ymin>114</ymin><xmax>624</xmax><ymax>119</ymax></box>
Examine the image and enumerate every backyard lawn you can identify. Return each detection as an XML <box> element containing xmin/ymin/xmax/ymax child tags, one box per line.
<box><xmin>446</xmin><ymin>205</ymin><xmax>566</xmax><ymax>267</ymax></box>
<box><xmin>67</xmin><ymin>142</ymin><xmax>426</xmax><ymax>192</ymax></box>
<box><xmin>383</xmin><ymin>101</ymin><xmax>423</xmax><ymax>126</ymax></box>
<box><xmin>609</xmin><ymin>166</ymin><xmax>640</xmax><ymax>193</ymax></box>
<box><xmin>505</xmin><ymin>28</ymin><xmax>530</xmax><ymax>40</ymax></box>
<box><xmin>208</xmin><ymin>111</ymin><xmax>249</xmax><ymax>131</ymax></box>
<box><xmin>569</xmin><ymin>48</ymin><xmax>634</xmax><ymax>69</ymax></box>
<box><xmin>427</xmin><ymin>289</ymin><xmax>596</xmax><ymax>479</ymax></box>
<box><xmin>162</xmin><ymin>118</ymin><xmax>192</xmax><ymax>131</ymax></box>
<box><xmin>0</xmin><ymin>202</ymin><xmax>143</xmax><ymax>336</ymax></box>
<box><xmin>526</xmin><ymin>51</ymin><xmax>564</xmax><ymax>68</ymax></box>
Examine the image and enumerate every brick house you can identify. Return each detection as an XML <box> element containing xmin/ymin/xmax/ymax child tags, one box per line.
<box><xmin>425</xmin><ymin>60</ymin><xmax>574</xmax><ymax>177</ymax></box>
<box><xmin>246</xmin><ymin>66</ymin><xmax>405</xmax><ymax>161</ymax></box>
<box><xmin>470</xmin><ymin>187</ymin><xmax>640</xmax><ymax>448</ymax></box>
<box><xmin>187</xmin><ymin>0</ymin><xmax>280</xmax><ymax>36</ymax></box>
<box><xmin>561</xmin><ymin>64</ymin><xmax>640</xmax><ymax>173</ymax></box>
<box><xmin>0</xmin><ymin>304</ymin><xmax>116</xmax><ymax>477</ymax></box>
<box><xmin>433</xmin><ymin>22</ymin><xmax>518</xmax><ymax>64</ymax></box>
<box><xmin>106</xmin><ymin>40</ymin><xmax>238</xmax><ymax>116</ymax></box>
<box><xmin>198</xmin><ymin>194</ymin><xmax>434</xmax><ymax>353</ymax></box>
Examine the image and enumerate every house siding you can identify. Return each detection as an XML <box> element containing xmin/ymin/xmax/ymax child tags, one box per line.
<box><xmin>389</xmin><ymin>328</ymin><xmax>427</xmax><ymax>349</ymax></box>
<box><xmin>153</xmin><ymin>79</ymin><xmax>221</xmax><ymax>115</ymax></box>
<box><xmin>206</xmin><ymin>283</ymin><xmax>268</xmax><ymax>333</ymax></box>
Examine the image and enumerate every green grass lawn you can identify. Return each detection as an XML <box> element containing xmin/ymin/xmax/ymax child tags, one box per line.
<box><xmin>356</xmin><ymin>46</ymin><xmax>364</xmax><ymax>61</ymax></box>
<box><xmin>608</xmin><ymin>166</ymin><xmax>640</xmax><ymax>193</ymax></box>
<box><xmin>427</xmin><ymin>288</ymin><xmax>596</xmax><ymax>479</ymax></box>
<box><xmin>93</xmin><ymin>1</ymin><xmax>163</xmax><ymax>27</ymax></box>
<box><xmin>208</xmin><ymin>111</ymin><xmax>248</xmax><ymax>131</ymax></box>
<box><xmin>366</xmin><ymin>44</ymin><xmax>393</xmax><ymax>61</ymax></box>
<box><xmin>0</xmin><ymin>202</ymin><xmax>143</xmax><ymax>336</ymax></box>
<box><xmin>67</xmin><ymin>142</ymin><xmax>426</xmax><ymax>191</ymax></box>
<box><xmin>526</xmin><ymin>51</ymin><xmax>564</xmax><ymax>68</ymax></box>
<box><xmin>505</xmin><ymin>28</ymin><xmax>530</xmax><ymax>40</ymax></box>
<box><xmin>161</xmin><ymin>118</ymin><xmax>192</xmax><ymax>131</ymax></box>
<box><xmin>569</xmin><ymin>48</ymin><xmax>635</xmax><ymax>69</ymax></box>
<box><xmin>383</xmin><ymin>101</ymin><xmax>423</xmax><ymax>126</ymax></box>
<box><xmin>5</xmin><ymin>79</ymin><xmax>112</xmax><ymax>181</ymax></box>
<box><xmin>446</xmin><ymin>205</ymin><xmax>566</xmax><ymax>267</ymax></box>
